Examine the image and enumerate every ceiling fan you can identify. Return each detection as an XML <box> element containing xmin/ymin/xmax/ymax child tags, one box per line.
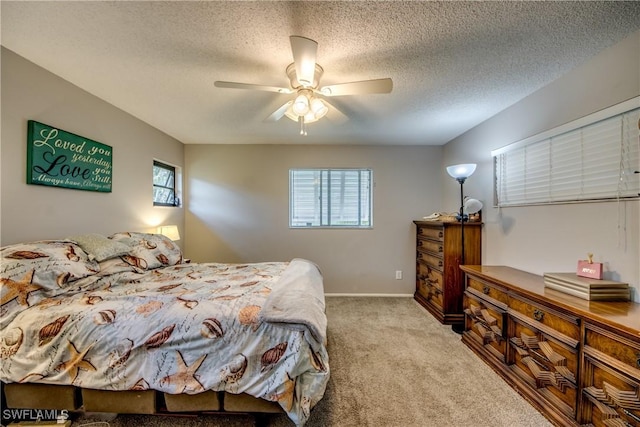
<box><xmin>214</xmin><ymin>36</ymin><xmax>393</xmax><ymax>135</ymax></box>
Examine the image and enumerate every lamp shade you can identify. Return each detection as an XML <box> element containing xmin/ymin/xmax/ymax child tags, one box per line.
<box><xmin>446</xmin><ymin>163</ymin><xmax>477</xmax><ymax>180</ymax></box>
<box><xmin>463</xmin><ymin>198</ymin><xmax>483</xmax><ymax>214</ymax></box>
<box><xmin>158</xmin><ymin>225</ymin><xmax>180</xmax><ymax>241</ymax></box>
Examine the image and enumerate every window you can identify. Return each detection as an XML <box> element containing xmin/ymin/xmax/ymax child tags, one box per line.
<box><xmin>290</xmin><ymin>168</ymin><xmax>372</xmax><ymax>228</ymax></box>
<box><xmin>153</xmin><ymin>160</ymin><xmax>180</xmax><ymax>206</ymax></box>
<box><xmin>493</xmin><ymin>98</ymin><xmax>639</xmax><ymax>207</ymax></box>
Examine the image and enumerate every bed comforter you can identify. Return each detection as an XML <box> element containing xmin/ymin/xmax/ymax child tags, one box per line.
<box><xmin>0</xmin><ymin>235</ymin><xmax>329</xmax><ymax>426</ymax></box>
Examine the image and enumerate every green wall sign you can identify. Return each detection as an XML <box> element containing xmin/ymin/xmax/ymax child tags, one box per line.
<box><xmin>27</xmin><ymin>120</ymin><xmax>112</xmax><ymax>192</ymax></box>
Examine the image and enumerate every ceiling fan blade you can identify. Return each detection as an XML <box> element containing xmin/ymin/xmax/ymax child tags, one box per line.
<box><xmin>264</xmin><ymin>101</ymin><xmax>293</xmax><ymax>122</ymax></box>
<box><xmin>290</xmin><ymin>36</ymin><xmax>317</xmax><ymax>87</ymax></box>
<box><xmin>214</xmin><ymin>81</ymin><xmax>292</xmax><ymax>94</ymax></box>
<box><xmin>320</xmin><ymin>78</ymin><xmax>393</xmax><ymax>96</ymax></box>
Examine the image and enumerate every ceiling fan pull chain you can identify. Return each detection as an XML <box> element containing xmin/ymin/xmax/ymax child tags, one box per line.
<box><xmin>299</xmin><ymin>116</ymin><xmax>307</xmax><ymax>136</ymax></box>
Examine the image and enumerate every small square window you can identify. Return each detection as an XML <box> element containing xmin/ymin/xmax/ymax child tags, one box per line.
<box><xmin>153</xmin><ymin>160</ymin><xmax>180</xmax><ymax>207</ymax></box>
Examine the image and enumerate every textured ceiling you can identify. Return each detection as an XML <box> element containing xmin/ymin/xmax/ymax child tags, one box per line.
<box><xmin>2</xmin><ymin>1</ymin><xmax>639</xmax><ymax>145</ymax></box>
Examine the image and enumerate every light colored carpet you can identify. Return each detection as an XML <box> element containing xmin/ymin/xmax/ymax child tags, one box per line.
<box><xmin>73</xmin><ymin>297</ymin><xmax>553</xmax><ymax>427</ymax></box>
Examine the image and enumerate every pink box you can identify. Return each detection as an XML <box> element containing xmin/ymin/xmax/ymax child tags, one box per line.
<box><xmin>577</xmin><ymin>260</ymin><xmax>603</xmax><ymax>280</ymax></box>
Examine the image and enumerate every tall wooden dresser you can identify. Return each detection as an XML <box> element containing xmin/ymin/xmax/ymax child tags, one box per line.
<box><xmin>413</xmin><ymin>220</ymin><xmax>482</xmax><ymax>326</ymax></box>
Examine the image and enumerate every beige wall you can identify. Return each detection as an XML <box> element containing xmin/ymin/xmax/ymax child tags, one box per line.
<box><xmin>4</xmin><ymin>28</ymin><xmax>639</xmax><ymax>299</ymax></box>
<box><xmin>1</xmin><ymin>47</ymin><xmax>185</xmax><ymax>245</ymax></box>
<box><xmin>442</xmin><ymin>30</ymin><xmax>640</xmax><ymax>302</ymax></box>
<box><xmin>184</xmin><ymin>144</ymin><xmax>442</xmax><ymax>294</ymax></box>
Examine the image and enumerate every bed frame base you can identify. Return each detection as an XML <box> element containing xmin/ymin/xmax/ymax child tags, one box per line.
<box><xmin>2</xmin><ymin>382</ymin><xmax>283</xmax><ymax>419</ymax></box>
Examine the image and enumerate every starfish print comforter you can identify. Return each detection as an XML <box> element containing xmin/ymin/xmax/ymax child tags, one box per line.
<box><xmin>0</xmin><ymin>235</ymin><xmax>329</xmax><ymax>426</ymax></box>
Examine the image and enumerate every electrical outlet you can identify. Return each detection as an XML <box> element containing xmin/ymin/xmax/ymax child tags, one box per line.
<box><xmin>395</xmin><ymin>270</ymin><xmax>402</xmax><ymax>280</ymax></box>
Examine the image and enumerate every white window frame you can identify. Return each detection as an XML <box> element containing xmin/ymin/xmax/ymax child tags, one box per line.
<box><xmin>289</xmin><ymin>168</ymin><xmax>373</xmax><ymax>228</ymax></box>
<box><xmin>492</xmin><ymin>97</ymin><xmax>640</xmax><ymax>207</ymax></box>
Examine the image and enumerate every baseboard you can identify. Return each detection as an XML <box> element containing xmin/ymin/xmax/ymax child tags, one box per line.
<box><xmin>324</xmin><ymin>293</ymin><xmax>413</xmax><ymax>297</ymax></box>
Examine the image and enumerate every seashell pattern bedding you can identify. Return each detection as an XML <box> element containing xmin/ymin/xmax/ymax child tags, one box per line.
<box><xmin>0</xmin><ymin>234</ymin><xmax>329</xmax><ymax>426</ymax></box>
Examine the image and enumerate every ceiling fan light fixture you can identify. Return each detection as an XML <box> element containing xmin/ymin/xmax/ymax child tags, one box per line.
<box><xmin>310</xmin><ymin>98</ymin><xmax>328</xmax><ymax>119</ymax></box>
<box><xmin>285</xmin><ymin>95</ymin><xmax>327</xmax><ymax>124</ymax></box>
<box><xmin>304</xmin><ymin>111</ymin><xmax>317</xmax><ymax>123</ymax></box>
<box><xmin>292</xmin><ymin>93</ymin><xmax>310</xmax><ymax>116</ymax></box>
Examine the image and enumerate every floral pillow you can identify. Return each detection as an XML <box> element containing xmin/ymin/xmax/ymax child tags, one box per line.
<box><xmin>0</xmin><ymin>240</ymin><xmax>100</xmax><ymax>307</ymax></box>
<box><xmin>109</xmin><ymin>232</ymin><xmax>183</xmax><ymax>270</ymax></box>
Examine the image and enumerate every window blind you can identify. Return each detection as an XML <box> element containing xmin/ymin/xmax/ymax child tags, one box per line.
<box><xmin>290</xmin><ymin>168</ymin><xmax>372</xmax><ymax>228</ymax></box>
<box><xmin>493</xmin><ymin>100</ymin><xmax>640</xmax><ymax>207</ymax></box>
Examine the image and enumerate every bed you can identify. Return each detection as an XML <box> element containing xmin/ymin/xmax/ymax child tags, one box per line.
<box><xmin>0</xmin><ymin>232</ymin><xmax>329</xmax><ymax>426</ymax></box>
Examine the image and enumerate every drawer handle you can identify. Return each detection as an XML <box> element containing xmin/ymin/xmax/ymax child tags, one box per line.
<box><xmin>438</xmin><ymin>246</ymin><xmax>443</xmax><ymax>253</ymax></box>
<box><xmin>438</xmin><ymin>231</ymin><xmax>443</xmax><ymax>238</ymax></box>
<box><xmin>533</xmin><ymin>309</ymin><xmax>545</xmax><ymax>321</ymax></box>
<box><xmin>623</xmin><ymin>408</ymin><xmax>640</xmax><ymax>424</ymax></box>
<box><xmin>438</xmin><ymin>260</ymin><xmax>443</xmax><ymax>267</ymax></box>
<box><xmin>636</xmin><ymin>353</ymin><xmax>640</xmax><ymax>369</ymax></box>
<box><xmin>482</xmin><ymin>286</ymin><xmax>490</xmax><ymax>294</ymax></box>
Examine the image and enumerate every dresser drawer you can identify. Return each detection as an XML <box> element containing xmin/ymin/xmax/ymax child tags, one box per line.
<box><xmin>464</xmin><ymin>291</ymin><xmax>507</xmax><ymax>363</ymax></box>
<box><xmin>417</xmin><ymin>250</ymin><xmax>444</xmax><ymax>269</ymax></box>
<box><xmin>584</xmin><ymin>323</ymin><xmax>640</xmax><ymax>377</ymax></box>
<box><xmin>509</xmin><ymin>315</ymin><xmax>579</xmax><ymax>418</ymax></box>
<box><xmin>417</xmin><ymin>262</ymin><xmax>443</xmax><ymax>293</ymax></box>
<box><xmin>417</xmin><ymin>262</ymin><xmax>443</xmax><ymax>308</ymax></box>
<box><xmin>416</xmin><ymin>278</ymin><xmax>444</xmax><ymax>310</ymax></box>
<box><xmin>467</xmin><ymin>277</ymin><xmax>508</xmax><ymax>306</ymax></box>
<box><xmin>509</xmin><ymin>296</ymin><xmax>580</xmax><ymax>342</ymax></box>
<box><xmin>417</xmin><ymin>226</ymin><xmax>444</xmax><ymax>241</ymax></box>
<box><xmin>417</xmin><ymin>238</ymin><xmax>444</xmax><ymax>255</ymax></box>
<box><xmin>581</xmin><ymin>354</ymin><xmax>640</xmax><ymax>427</ymax></box>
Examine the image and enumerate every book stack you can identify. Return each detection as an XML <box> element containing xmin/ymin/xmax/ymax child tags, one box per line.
<box><xmin>543</xmin><ymin>272</ymin><xmax>630</xmax><ymax>301</ymax></box>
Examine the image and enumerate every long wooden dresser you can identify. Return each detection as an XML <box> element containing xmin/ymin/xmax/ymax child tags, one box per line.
<box><xmin>413</xmin><ymin>221</ymin><xmax>482</xmax><ymax>326</ymax></box>
<box><xmin>460</xmin><ymin>265</ymin><xmax>640</xmax><ymax>427</ymax></box>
